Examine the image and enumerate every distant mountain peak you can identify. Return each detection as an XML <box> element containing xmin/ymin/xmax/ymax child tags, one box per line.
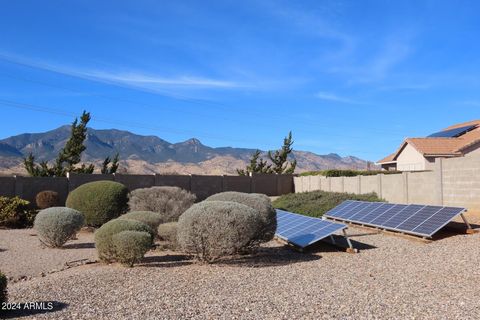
<box><xmin>0</xmin><ymin>125</ymin><xmax>375</xmax><ymax>174</ymax></box>
<box><xmin>181</xmin><ymin>138</ymin><xmax>202</xmax><ymax>145</ymax></box>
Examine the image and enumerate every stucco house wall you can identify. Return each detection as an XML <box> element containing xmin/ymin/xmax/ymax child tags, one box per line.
<box><xmin>396</xmin><ymin>143</ymin><xmax>427</xmax><ymax>171</ymax></box>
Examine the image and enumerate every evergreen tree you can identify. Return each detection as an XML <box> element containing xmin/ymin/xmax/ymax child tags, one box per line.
<box><xmin>236</xmin><ymin>132</ymin><xmax>296</xmax><ymax>175</ymax></box>
<box><xmin>23</xmin><ymin>111</ymin><xmax>119</xmax><ymax>176</ymax></box>
<box><xmin>267</xmin><ymin>131</ymin><xmax>297</xmax><ymax>174</ymax></box>
<box><xmin>237</xmin><ymin>150</ymin><xmax>271</xmax><ymax>176</ymax></box>
<box><xmin>101</xmin><ymin>153</ymin><xmax>120</xmax><ymax>174</ymax></box>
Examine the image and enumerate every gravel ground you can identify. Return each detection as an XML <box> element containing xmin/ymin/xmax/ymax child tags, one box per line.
<box><xmin>0</xmin><ymin>229</ymin><xmax>96</xmax><ymax>281</ymax></box>
<box><xmin>2</xmin><ymin>223</ymin><xmax>480</xmax><ymax>319</ymax></box>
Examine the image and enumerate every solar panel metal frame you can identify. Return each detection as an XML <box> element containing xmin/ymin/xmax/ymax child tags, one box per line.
<box><xmin>275</xmin><ymin>209</ymin><xmax>349</xmax><ymax>248</ymax></box>
<box><xmin>324</xmin><ymin>200</ymin><xmax>467</xmax><ymax>238</ymax></box>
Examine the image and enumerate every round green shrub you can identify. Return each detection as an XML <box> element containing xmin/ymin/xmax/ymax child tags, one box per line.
<box><xmin>0</xmin><ymin>196</ymin><xmax>36</xmax><ymax>228</ymax></box>
<box><xmin>118</xmin><ymin>211</ymin><xmax>163</xmax><ymax>236</ymax></box>
<box><xmin>177</xmin><ymin>201</ymin><xmax>263</xmax><ymax>263</ymax></box>
<box><xmin>94</xmin><ymin>219</ymin><xmax>154</xmax><ymax>263</ymax></box>
<box><xmin>0</xmin><ymin>270</ymin><xmax>6</xmax><ymax>304</ymax></box>
<box><xmin>35</xmin><ymin>190</ymin><xmax>60</xmax><ymax>209</ymax></box>
<box><xmin>34</xmin><ymin>207</ymin><xmax>84</xmax><ymax>248</ymax></box>
<box><xmin>66</xmin><ymin>181</ymin><xmax>129</xmax><ymax>227</ymax></box>
<box><xmin>113</xmin><ymin>231</ymin><xmax>152</xmax><ymax>267</ymax></box>
<box><xmin>157</xmin><ymin>222</ymin><xmax>178</xmax><ymax>249</ymax></box>
<box><xmin>205</xmin><ymin>192</ymin><xmax>277</xmax><ymax>243</ymax></box>
<box><xmin>128</xmin><ymin>186</ymin><xmax>196</xmax><ymax>222</ymax></box>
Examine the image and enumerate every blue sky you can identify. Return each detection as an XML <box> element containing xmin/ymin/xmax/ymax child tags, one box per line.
<box><xmin>0</xmin><ymin>0</ymin><xmax>479</xmax><ymax>161</ymax></box>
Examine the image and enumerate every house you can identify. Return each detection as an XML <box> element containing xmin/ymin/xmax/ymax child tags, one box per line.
<box><xmin>377</xmin><ymin>120</ymin><xmax>480</xmax><ymax>171</ymax></box>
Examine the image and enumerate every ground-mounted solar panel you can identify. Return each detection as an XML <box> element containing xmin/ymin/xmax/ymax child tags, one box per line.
<box><xmin>275</xmin><ymin>210</ymin><xmax>351</xmax><ymax>249</ymax></box>
<box><xmin>324</xmin><ymin>200</ymin><xmax>469</xmax><ymax>238</ymax></box>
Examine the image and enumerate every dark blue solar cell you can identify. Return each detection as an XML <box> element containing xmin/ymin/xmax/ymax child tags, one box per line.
<box><xmin>369</xmin><ymin>204</ymin><xmax>409</xmax><ymax>226</ymax></box>
<box><xmin>276</xmin><ymin>212</ymin><xmax>311</xmax><ymax>232</ymax></box>
<box><xmin>382</xmin><ymin>205</ymin><xmax>425</xmax><ymax>228</ymax></box>
<box><xmin>348</xmin><ymin>202</ymin><xmax>385</xmax><ymax>222</ymax></box>
<box><xmin>324</xmin><ymin>200</ymin><xmax>356</xmax><ymax>218</ymax></box>
<box><xmin>427</xmin><ymin>125</ymin><xmax>476</xmax><ymax>138</ymax></box>
<box><xmin>281</xmin><ymin>219</ymin><xmax>319</xmax><ymax>238</ymax></box>
<box><xmin>323</xmin><ymin>201</ymin><xmax>466</xmax><ymax>238</ymax></box>
<box><xmin>396</xmin><ymin>206</ymin><xmax>443</xmax><ymax>232</ymax></box>
<box><xmin>411</xmin><ymin>207</ymin><xmax>465</xmax><ymax>236</ymax></box>
<box><xmin>335</xmin><ymin>201</ymin><xmax>368</xmax><ymax>219</ymax></box>
<box><xmin>289</xmin><ymin>222</ymin><xmax>345</xmax><ymax>248</ymax></box>
<box><xmin>340</xmin><ymin>202</ymin><xmax>373</xmax><ymax>220</ymax></box>
<box><xmin>275</xmin><ymin>209</ymin><xmax>347</xmax><ymax>248</ymax></box>
<box><xmin>362</xmin><ymin>203</ymin><xmax>396</xmax><ymax>223</ymax></box>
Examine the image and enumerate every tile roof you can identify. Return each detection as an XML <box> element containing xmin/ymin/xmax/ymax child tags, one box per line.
<box><xmin>377</xmin><ymin>120</ymin><xmax>480</xmax><ymax>163</ymax></box>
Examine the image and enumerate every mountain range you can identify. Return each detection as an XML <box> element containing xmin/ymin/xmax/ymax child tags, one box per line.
<box><xmin>0</xmin><ymin>126</ymin><xmax>373</xmax><ymax>175</ymax></box>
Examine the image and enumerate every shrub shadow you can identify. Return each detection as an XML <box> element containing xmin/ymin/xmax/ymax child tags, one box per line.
<box><xmin>217</xmin><ymin>246</ymin><xmax>321</xmax><ymax>268</ymax></box>
<box><xmin>62</xmin><ymin>242</ymin><xmax>95</xmax><ymax>249</ymax></box>
<box><xmin>138</xmin><ymin>254</ymin><xmax>193</xmax><ymax>268</ymax></box>
<box><xmin>1</xmin><ymin>301</ymin><xmax>68</xmax><ymax>318</ymax></box>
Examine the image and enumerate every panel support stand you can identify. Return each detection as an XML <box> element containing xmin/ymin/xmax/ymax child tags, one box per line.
<box><xmin>342</xmin><ymin>229</ymin><xmax>357</xmax><ymax>253</ymax></box>
<box><xmin>460</xmin><ymin>213</ymin><xmax>478</xmax><ymax>234</ymax></box>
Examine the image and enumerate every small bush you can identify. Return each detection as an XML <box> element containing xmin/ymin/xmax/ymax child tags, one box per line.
<box><xmin>113</xmin><ymin>231</ymin><xmax>152</xmax><ymax>267</ymax></box>
<box><xmin>94</xmin><ymin>219</ymin><xmax>154</xmax><ymax>263</ymax></box>
<box><xmin>300</xmin><ymin>170</ymin><xmax>402</xmax><ymax>177</ymax></box>
<box><xmin>35</xmin><ymin>190</ymin><xmax>60</xmax><ymax>209</ymax></box>
<box><xmin>128</xmin><ymin>186</ymin><xmax>196</xmax><ymax>222</ymax></box>
<box><xmin>177</xmin><ymin>201</ymin><xmax>263</xmax><ymax>263</ymax></box>
<box><xmin>0</xmin><ymin>270</ymin><xmax>6</xmax><ymax>304</ymax></box>
<box><xmin>0</xmin><ymin>196</ymin><xmax>36</xmax><ymax>228</ymax></box>
<box><xmin>157</xmin><ymin>222</ymin><xmax>178</xmax><ymax>249</ymax></box>
<box><xmin>272</xmin><ymin>190</ymin><xmax>383</xmax><ymax>218</ymax></box>
<box><xmin>119</xmin><ymin>211</ymin><xmax>163</xmax><ymax>236</ymax></box>
<box><xmin>66</xmin><ymin>181</ymin><xmax>129</xmax><ymax>227</ymax></box>
<box><xmin>205</xmin><ymin>192</ymin><xmax>276</xmax><ymax>243</ymax></box>
<box><xmin>34</xmin><ymin>207</ymin><xmax>84</xmax><ymax>248</ymax></box>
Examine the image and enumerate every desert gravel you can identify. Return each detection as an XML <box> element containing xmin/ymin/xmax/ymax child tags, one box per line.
<box><xmin>0</xmin><ymin>229</ymin><xmax>96</xmax><ymax>281</ymax></box>
<box><xmin>2</xmin><ymin>223</ymin><xmax>480</xmax><ymax>319</ymax></box>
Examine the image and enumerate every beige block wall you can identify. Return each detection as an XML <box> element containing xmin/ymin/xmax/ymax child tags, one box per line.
<box><xmin>344</xmin><ymin>176</ymin><xmax>360</xmax><ymax>193</ymax></box>
<box><xmin>407</xmin><ymin>171</ymin><xmax>437</xmax><ymax>205</ymax></box>
<box><xmin>330</xmin><ymin>177</ymin><xmax>344</xmax><ymax>192</ymax></box>
<box><xmin>292</xmin><ymin>156</ymin><xmax>480</xmax><ymax>211</ymax></box>
<box><xmin>293</xmin><ymin>176</ymin><xmax>303</xmax><ymax>192</ymax></box>
<box><xmin>380</xmin><ymin>174</ymin><xmax>405</xmax><ymax>203</ymax></box>
<box><xmin>442</xmin><ymin>156</ymin><xmax>480</xmax><ymax>210</ymax></box>
<box><xmin>360</xmin><ymin>175</ymin><xmax>379</xmax><ymax>194</ymax></box>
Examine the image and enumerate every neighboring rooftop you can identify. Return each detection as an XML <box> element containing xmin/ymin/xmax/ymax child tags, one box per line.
<box><xmin>378</xmin><ymin>120</ymin><xmax>480</xmax><ymax>163</ymax></box>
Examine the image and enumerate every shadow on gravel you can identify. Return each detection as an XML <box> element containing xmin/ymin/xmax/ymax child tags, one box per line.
<box><xmin>432</xmin><ymin>221</ymin><xmax>480</xmax><ymax>241</ymax></box>
<box><xmin>62</xmin><ymin>242</ymin><xmax>95</xmax><ymax>249</ymax></box>
<box><xmin>138</xmin><ymin>254</ymin><xmax>193</xmax><ymax>268</ymax></box>
<box><xmin>306</xmin><ymin>235</ymin><xmax>376</xmax><ymax>253</ymax></box>
<box><xmin>218</xmin><ymin>247</ymin><xmax>321</xmax><ymax>268</ymax></box>
<box><xmin>1</xmin><ymin>301</ymin><xmax>68</xmax><ymax>318</ymax></box>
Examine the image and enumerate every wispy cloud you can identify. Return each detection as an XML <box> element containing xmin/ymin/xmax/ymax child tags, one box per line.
<box><xmin>0</xmin><ymin>52</ymin><xmax>246</xmax><ymax>92</ymax></box>
<box><xmin>329</xmin><ymin>37</ymin><xmax>413</xmax><ymax>84</ymax></box>
<box><xmin>85</xmin><ymin>71</ymin><xmax>243</xmax><ymax>89</ymax></box>
<box><xmin>459</xmin><ymin>100</ymin><xmax>480</xmax><ymax>107</ymax></box>
<box><xmin>315</xmin><ymin>91</ymin><xmax>363</xmax><ymax>104</ymax></box>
